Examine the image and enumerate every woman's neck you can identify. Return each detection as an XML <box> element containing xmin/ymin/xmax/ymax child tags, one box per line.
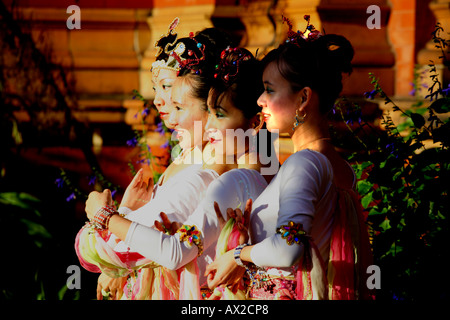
<box><xmin>291</xmin><ymin>117</ymin><xmax>330</xmax><ymax>153</ymax></box>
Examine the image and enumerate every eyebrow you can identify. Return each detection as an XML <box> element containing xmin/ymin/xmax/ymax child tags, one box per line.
<box><xmin>212</xmin><ymin>104</ymin><xmax>227</xmax><ymax>113</ymax></box>
<box><xmin>263</xmin><ymin>80</ymin><xmax>274</xmax><ymax>86</ymax></box>
<box><xmin>158</xmin><ymin>77</ymin><xmax>175</xmax><ymax>84</ymax></box>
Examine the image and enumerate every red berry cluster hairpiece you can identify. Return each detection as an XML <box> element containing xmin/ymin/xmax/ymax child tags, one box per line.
<box><xmin>171</xmin><ymin>32</ymin><xmax>206</xmax><ymax>76</ymax></box>
<box><xmin>213</xmin><ymin>47</ymin><xmax>251</xmax><ymax>83</ymax></box>
<box><xmin>282</xmin><ymin>14</ymin><xmax>322</xmax><ymax>44</ymax></box>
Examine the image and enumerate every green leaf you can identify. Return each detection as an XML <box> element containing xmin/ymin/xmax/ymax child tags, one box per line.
<box><xmin>386</xmin><ymin>241</ymin><xmax>403</xmax><ymax>257</ymax></box>
<box><xmin>19</xmin><ymin>218</ymin><xmax>52</xmax><ymax>244</ymax></box>
<box><xmin>411</xmin><ymin>113</ymin><xmax>426</xmax><ymax>128</ymax></box>
<box><xmin>357</xmin><ymin>180</ymin><xmax>373</xmax><ymax>195</ymax></box>
<box><xmin>429</xmin><ymin>97</ymin><xmax>450</xmax><ymax>113</ymax></box>
<box><xmin>369</xmin><ymin>206</ymin><xmax>388</xmax><ymax>216</ymax></box>
<box><xmin>0</xmin><ymin>192</ymin><xmax>41</xmax><ymax>214</ymax></box>
<box><xmin>379</xmin><ymin>217</ymin><xmax>392</xmax><ymax>231</ymax></box>
<box><xmin>361</xmin><ymin>191</ymin><xmax>374</xmax><ymax>209</ymax></box>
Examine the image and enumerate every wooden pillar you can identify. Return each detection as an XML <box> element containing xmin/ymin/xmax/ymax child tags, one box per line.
<box><xmin>211</xmin><ymin>0</ymin><xmax>275</xmax><ymax>58</ymax></box>
<box><xmin>14</xmin><ymin>6</ymin><xmax>150</xmax><ymax>124</ymax></box>
<box><xmin>317</xmin><ymin>0</ymin><xmax>395</xmax><ymax>97</ymax></box>
<box><xmin>417</xmin><ymin>0</ymin><xmax>450</xmax><ymax>98</ymax></box>
<box><xmin>388</xmin><ymin>0</ymin><xmax>417</xmax><ymax>97</ymax></box>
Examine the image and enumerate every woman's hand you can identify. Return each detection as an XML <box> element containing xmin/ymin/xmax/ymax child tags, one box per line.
<box><xmin>214</xmin><ymin>198</ymin><xmax>252</xmax><ymax>245</ymax></box>
<box><xmin>85</xmin><ymin>189</ymin><xmax>113</xmax><ymax>221</ymax></box>
<box><xmin>205</xmin><ymin>198</ymin><xmax>253</xmax><ymax>291</ymax></box>
<box><xmin>120</xmin><ymin>168</ymin><xmax>153</xmax><ymax>211</ymax></box>
<box><xmin>154</xmin><ymin>212</ymin><xmax>182</xmax><ymax>235</ymax></box>
<box><xmin>205</xmin><ymin>249</ymin><xmax>246</xmax><ymax>291</ymax></box>
<box><xmin>96</xmin><ymin>273</ymin><xmax>127</xmax><ymax>300</ymax></box>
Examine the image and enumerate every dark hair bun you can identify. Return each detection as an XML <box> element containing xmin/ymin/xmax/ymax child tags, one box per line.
<box><xmin>313</xmin><ymin>34</ymin><xmax>354</xmax><ymax>75</ymax></box>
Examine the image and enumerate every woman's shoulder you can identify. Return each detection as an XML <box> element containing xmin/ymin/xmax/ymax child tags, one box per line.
<box><xmin>207</xmin><ymin>168</ymin><xmax>267</xmax><ymax>196</ymax></box>
<box><xmin>159</xmin><ymin>165</ymin><xmax>219</xmax><ymax>194</ymax></box>
<box><xmin>219</xmin><ymin>168</ymin><xmax>266</xmax><ymax>185</ymax></box>
<box><xmin>282</xmin><ymin>149</ymin><xmax>332</xmax><ymax>172</ymax></box>
<box><xmin>284</xmin><ymin>149</ymin><xmax>355</xmax><ymax>190</ymax></box>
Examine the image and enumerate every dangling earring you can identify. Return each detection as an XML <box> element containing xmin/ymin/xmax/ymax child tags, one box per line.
<box><xmin>292</xmin><ymin>109</ymin><xmax>306</xmax><ymax>131</ymax></box>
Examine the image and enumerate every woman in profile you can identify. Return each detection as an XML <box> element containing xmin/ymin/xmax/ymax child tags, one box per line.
<box><xmin>206</xmin><ymin>17</ymin><xmax>374</xmax><ymax>300</ymax></box>
<box><xmin>75</xmin><ymin>19</ymin><xmax>232</xmax><ymax>299</ymax></box>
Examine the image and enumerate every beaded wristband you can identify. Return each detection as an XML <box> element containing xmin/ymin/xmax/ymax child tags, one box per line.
<box><xmin>176</xmin><ymin>225</ymin><xmax>203</xmax><ymax>256</ymax></box>
<box><xmin>91</xmin><ymin>205</ymin><xmax>118</xmax><ymax>230</ymax></box>
<box><xmin>233</xmin><ymin>243</ymin><xmax>248</xmax><ymax>267</ymax></box>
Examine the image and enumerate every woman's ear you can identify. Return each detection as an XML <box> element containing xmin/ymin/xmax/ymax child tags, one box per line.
<box><xmin>298</xmin><ymin>87</ymin><xmax>313</xmax><ymax>113</ymax></box>
<box><xmin>251</xmin><ymin>112</ymin><xmax>264</xmax><ymax>135</ymax></box>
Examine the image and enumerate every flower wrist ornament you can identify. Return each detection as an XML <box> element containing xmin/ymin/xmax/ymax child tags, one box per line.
<box><xmin>91</xmin><ymin>205</ymin><xmax>118</xmax><ymax>230</ymax></box>
<box><xmin>276</xmin><ymin>221</ymin><xmax>308</xmax><ymax>245</ymax></box>
<box><xmin>176</xmin><ymin>225</ymin><xmax>203</xmax><ymax>256</ymax></box>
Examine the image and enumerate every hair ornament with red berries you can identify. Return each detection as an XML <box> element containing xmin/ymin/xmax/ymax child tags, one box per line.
<box><xmin>213</xmin><ymin>47</ymin><xmax>252</xmax><ymax>84</ymax></box>
<box><xmin>171</xmin><ymin>31</ymin><xmax>206</xmax><ymax>76</ymax></box>
<box><xmin>283</xmin><ymin>14</ymin><xmax>322</xmax><ymax>44</ymax></box>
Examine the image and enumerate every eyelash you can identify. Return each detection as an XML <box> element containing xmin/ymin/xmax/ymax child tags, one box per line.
<box><xmin>265</xmin><ymin>87</ymin><xmax>274</xmax><ymax>94</ymax></box>
<box><xmin>215</xmin><ymin>111</ymin><xmax>225</xmax><ymax>118</ymax></box>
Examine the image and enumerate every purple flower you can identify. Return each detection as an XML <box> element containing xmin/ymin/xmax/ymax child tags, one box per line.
<box><xmin>111</xmin><ymin>190</ymin><xmax>117</xmax><ymax>198</ymax></box>
<box><xmin>55</xmin><ymin>178</ymin><xmax>64</xmax><ymax>188</ymax></box>
<box><xmin>127</xmin><ymin>137</ymin><xmax>138</xmax><ymax>147</ymax></box>
<box><xmin>442</xmin><ymin>84</ymin><xmax>450</xmax><ymax>96</ymax></box>
<box><xmin>331</xmin><ymin>105</ymin><xmax>337</xmax><ymax>115</ymax></box>
<box><xmin>364</xmin><ymin>89</ymin><xmax>377</xmax><ymax>100</ymax></box>
<box><xmin>141</xmin><ymin>108</ymin><xmax>150</xmax><ymax>117</ymax></box>
<box><xmin>386</xmin><ymin>142</ymin><xmax>395</xmax><ymax>153</ymax></box>
<box><xmin>88</xmin><ymin>175</ymin><xmax>96</xmax><ymax>186</ymax></box>
<box><xmin>161</xmin><ymin>141</ymin><xmax>169</xmax><ymax>149</ymax></box>
<box><xmin>66</xmin><ymin>192</ymin><xmax>76</xmax><ymax>202</ymax></box>
<box><xmin>136</xmin><ymin>158</ymin><xmax>150</xmax><ymax>165</ymax></box>
<box><xmin>156</xmin><ymin>122</ymin><xmax>165</xmax><ymax>136</ymax></box>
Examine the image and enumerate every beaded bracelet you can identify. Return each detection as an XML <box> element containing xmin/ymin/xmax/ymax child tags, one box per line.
<box><xmin>91</xmin><ymin>205</ymin><xmax>118</xmax><ymax>230</ymax></box>
<box><xmin>233</xmin><ymin>243</ymin><xmax>248</xmax><ymax>267</ymax></box>
<box><xmin>176</xmin><ymin>225</ymin><xmax>203</xmax><ymax>256</ymax></box>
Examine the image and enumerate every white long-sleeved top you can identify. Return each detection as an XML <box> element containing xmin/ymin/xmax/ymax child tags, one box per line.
<box><xmin>124</xmin><ymin>168</ymin><xmax>268</xmax><ymax>283</ymax></box>
<box><xmin>250</xmin><ymin>150</ymin><xmax>340</xmax><ymax>276</ymax></box>
<box><xmin>119</xmin><ymin>164</ymin><xmax>218</xmax><ymax>228</ymax></box>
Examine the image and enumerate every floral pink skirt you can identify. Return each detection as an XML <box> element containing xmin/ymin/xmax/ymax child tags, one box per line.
<box><xmin>247</xmin><ymin>275</ymin><xmax>297</xmax><ymax>300</ymax></box>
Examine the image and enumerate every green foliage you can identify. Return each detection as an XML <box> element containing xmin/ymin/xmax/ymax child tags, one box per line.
<box><xmin>338</xmin><ymin>24</ymin><xmax>449</xmax><ymax>301</ymax></box>
<box><xmin>0</xmin><ymin>192</ymin><xmax>80</xmax><ymax>300</ymax></box>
